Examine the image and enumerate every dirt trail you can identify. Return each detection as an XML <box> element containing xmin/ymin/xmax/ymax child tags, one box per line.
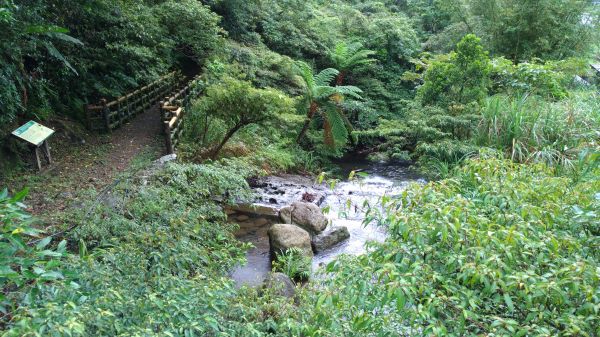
<box><xmin>9</xmin><ymin>104</ymin><xmax>165</xmax><ymax>222</ymax></box>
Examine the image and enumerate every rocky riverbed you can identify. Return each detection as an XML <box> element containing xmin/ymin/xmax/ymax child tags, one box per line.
<box><xmin>229</xmin><ymin>163</ymin><xmax>424</xmax><ymax>287</ymax></box>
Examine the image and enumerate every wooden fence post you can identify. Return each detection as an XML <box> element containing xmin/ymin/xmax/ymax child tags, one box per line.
<box><xmin>164</xmin><ymin>121</ymin><xmax>174</xmax><ymax>154</ymax></box>
<box><xmin>101</xmin><ymin>99</ymin><xmax>111</xmax><ymax>132</ymax></box>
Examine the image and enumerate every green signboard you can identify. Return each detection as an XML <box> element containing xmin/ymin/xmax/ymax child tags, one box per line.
<box><xmin>12</xmin><ymin>121</ymin><xmax>55</xmax><ymax>146</ymax></box>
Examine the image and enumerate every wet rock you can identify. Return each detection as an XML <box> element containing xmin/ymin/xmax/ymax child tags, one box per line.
<box><xmin>254</xmin><ymin>218</ymin><xmax>269</xmax><ymax>226</ymax></box>
<box><xmin>268</xmin><ymin>224</ymin><xmax>313</xmax><ymax>258</ymax></box>
<box><xmin>268</xmin><ymin>198</ymin><xmax>278</xmax><ymax>204</ymax></box>
<box><xmin>302</xmin><ymin>192</ymin><xmax>317</xmax><ymax>202</ymax></box>
<box><xmin>247</xmin><ymin>177</ymin><xmax>266</xmax><ymax>188</ymax></box>
<box><xmin>236</xmin><ymin>214</ymin><xmax>250</xmax><ymax>222</ymax></box>
<box><xmin>312</xmin><ymin>226</ymin><xmax>350</xmax><ymax>253</ymax></box>
<box><xmin>279</xmin><ymin>201</ymin><xmax>328</xmax><ymax>235</ymax></box>
<box><xmin>228</xmin><ymin>204</ymin><xmax>279</xmax><ymax>220</ymax></box>
<box><xmin>262</xmin><ymin>272</ymin><xmax>295</xmax><ymax>298</ymax></box>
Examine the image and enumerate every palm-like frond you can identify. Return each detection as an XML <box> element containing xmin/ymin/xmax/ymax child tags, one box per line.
<box><xmin>322</xmin><ymin>105</ymin><xmax>349</xmax><ymax>148</ymax></box>
<box><xmin>314</xmin><ymin>85</ymin><xmax>362</xmax><ymax>101</ymax></box>
<box><xmin>294</xmin><ymin>61</ymin><xmax>316</xmax><ymax>91</ymax></box>
<box><xmin>314</xmin><ymin>68</ymin><xmax>339</xmax><ymax>86</ymax></box>
<box><xmin>334</xmin><ymin>85</ymin><xmax>363</xmax><ymax>100</ymax></box>
<box><xmin>344</xmin><ymin>49</ymin><xmax>376</xmax><ymax>68</ymax></box>
<box><xmin>294</xmin><ymin>59</ymin><xmax>364</xmax><ymax>146</ymax></box>
<box><xmin>331</xmin><ymin>41</ymin><xmax>376</xmax><ymax>71</ymax></box>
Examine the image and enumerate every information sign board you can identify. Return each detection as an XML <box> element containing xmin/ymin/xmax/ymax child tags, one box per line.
<box><xmin>12</xmin><ymin>121</ymin><xmax>55</xmax><ymax>146</ymax></box>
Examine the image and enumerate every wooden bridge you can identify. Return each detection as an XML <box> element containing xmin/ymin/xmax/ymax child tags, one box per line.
<box><xmin>85</xmin><ymin>71</ymin><xmax>202</xmax><ymax>155</ymax></box>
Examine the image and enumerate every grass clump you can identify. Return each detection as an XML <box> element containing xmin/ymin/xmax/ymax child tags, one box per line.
<box><xmin>272</xmin><ymin>248</ymin><xmax>312</xmax><ymax>282</ymax></box>
<box><xmin>477</xmin><ymin>92</ymin><xmax>600</xmax><ymax>167</ymax></box>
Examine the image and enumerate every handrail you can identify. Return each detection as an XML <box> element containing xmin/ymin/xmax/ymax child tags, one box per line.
<box><xmin>85</xmin><ymin>71</ymin><xmax>183</xmax><ymax>132</ymax></box>
<box><xmin>161</xmin><ymin>74</ymin><xmax>202</xmax><ymax>154</ymax></box>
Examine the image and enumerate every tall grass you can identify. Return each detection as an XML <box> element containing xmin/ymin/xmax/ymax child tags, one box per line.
<box><xmin>476</xmin><ymin>91</ymin><xmax>599</xmax><ymax>168</ymax></box>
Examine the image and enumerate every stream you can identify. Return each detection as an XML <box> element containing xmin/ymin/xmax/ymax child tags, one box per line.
<box><xmin>229</xmin><ymin>162</ymin><xmax>424</xmax><ymax>287</ymax></box>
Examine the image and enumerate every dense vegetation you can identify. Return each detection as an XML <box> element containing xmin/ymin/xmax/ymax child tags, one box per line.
<box><xmin>2</xmin><ymin>0</ymin><xmax>600</xmax><ymax>335</ymax></box>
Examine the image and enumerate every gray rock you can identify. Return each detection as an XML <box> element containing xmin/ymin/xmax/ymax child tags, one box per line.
<box><xmin>279</xmin><ymin>201</ymin><xmax>328</xmax><ymax>235</ymax></box>
<box><xmin>157</xmin><ymin>153</ymin><xmax>177</xmax><ymax>164</ymax></box>
<box><xmin>228</xmin><ymin>204</ymin><xmax>280</xmax><ymax>220</ymax></box>
<box><xmin>312</xmin><ymin>226</ymin><xmax>350</xmax><ymax>253</ymax></box>
<box><xmin>262</xmin><ymin>272</ymin><xmax>295</xmax><ymax>298</ymax></box>
<box><xmin>268</xmin><ymin>224</ymin><xmax>313</xmax><ymax>258</ymax></box>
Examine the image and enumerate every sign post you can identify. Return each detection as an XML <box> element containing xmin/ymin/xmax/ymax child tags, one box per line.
<box><xmin>12</xmin><ymin>121</ymin><xmax>55</xmax><ymax>171</ymax></box>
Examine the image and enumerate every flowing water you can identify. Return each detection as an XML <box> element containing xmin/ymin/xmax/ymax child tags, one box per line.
<box><xmin>229</xmin><ymin>162</ymin><xmax>424</xmax><ymax>287</ymax></box>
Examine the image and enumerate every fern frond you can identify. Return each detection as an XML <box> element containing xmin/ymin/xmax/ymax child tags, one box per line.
<box><xmin>314</xmin><ymin>68</ymin><xmax>339</xmax><ymax>86</ymax></box>
<box><xmin>345</xmin><ymin>49</ymin><xmax>376</xmax><ymax>68</ymax></box>
<box><xmin>314</xmin><ymin>86</ymin><xmax>338</xmax><ymax>100</ymax></box>
<box><xmin>335</xmin><ymin>85</ymin><xmax>363</xmax><ymax>100</ymax></box>
<box><xmin>294</xmin><ymin>61</ymin><xmax>315</xmax><ymax>90</ymax></box>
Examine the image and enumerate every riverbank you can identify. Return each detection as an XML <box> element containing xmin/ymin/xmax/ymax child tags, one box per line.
<box><xmin>229</xmin><ymin>163</ymin><xmax>424</xmax><ymax>287</ymax></box>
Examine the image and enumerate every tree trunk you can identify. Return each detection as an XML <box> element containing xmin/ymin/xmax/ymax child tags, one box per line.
<box><xmin>336</xmin><ymin>71</ymin><xmax>346</xmax><ymax>86</ymax></box>
<box><xmin>296</xmin><ymin>102</ymin><xmax>319</xmax><ymax>144</ymax></box>
<box><xmin>210</xmin><ymin>124</ymin><xmax>243</xmax><ymax>159</ymax></box>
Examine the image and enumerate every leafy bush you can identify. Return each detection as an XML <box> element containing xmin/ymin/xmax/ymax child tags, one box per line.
<box><xmin>289</xmin><ymin>155</ymin><xmax>600</xmax><ymax>336</ymax></box>
<box><xmin>186</xmin><ymin>77</ymin><xmax>294</xmax><ymax>158</ymax></box>
<box><xmin>0</xmin><ymin>188</ymin><xmax>66</xmax><ymax>322</ymax></box>
<box><xmin>418</xmin><ymin>34</ymin><xmax>491</xmax><ymax>107</ymax></box>
<box><xmin>490</xmin><ymin>57</ymin><xmax>589</xmax><ymax>99</ymax></box>
<box><xmin>3</xmin><ymin>162</ymin><xmax>258</xmax><ymax>335</ymax></box>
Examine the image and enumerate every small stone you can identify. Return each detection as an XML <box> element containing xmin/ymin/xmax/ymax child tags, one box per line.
<box><xmin>157</xmin><ymin>153</ymin><xmax>177</xmax><ymax>164</ymax></box>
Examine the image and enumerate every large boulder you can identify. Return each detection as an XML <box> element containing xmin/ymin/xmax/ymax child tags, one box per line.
<box><xmin>312</xmin><ymin>226</ymin><xmax>350</xmax><ymax>253</ymax></box>
<box><xmin>279</xmin><ymin>201</ymin><xmax>328</xmax><ymax>235</ymax></box>
<box><xmin>268</xmin><ymin>224</ymin><xmax>313</xmax><ymax>258</ymax></box>
<box><xmin>262</xmin><ymin>272</ymin><xmax>296</xmax><ymax>298</ymax></box>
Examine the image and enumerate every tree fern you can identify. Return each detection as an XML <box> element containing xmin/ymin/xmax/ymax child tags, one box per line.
<box><xmin>330</xmin><ymin>41</ymin><xmax>376</xmax><ymax>84</ymax></box>
<box><xmin>294</xmin><ymin>61</ymin><xmax>363</xmax><ymax>147</ymax></box>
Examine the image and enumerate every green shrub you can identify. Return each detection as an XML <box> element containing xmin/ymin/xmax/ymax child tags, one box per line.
<box><xmin>418</xmin><ymin>34</ymin><xmax>491</xmax><ymax>106</ymax></box>
<box><xmin>3</xmin><ymin>162</ymin><xmax>257</xmax><ymax>335</ymax></box>
<box><xmin>0</xmin><ymin>188</ymin><xmax>67</xmax><ymax>317</ymax></box>
<box><xmin>186</xmin><ymin>77</ymin><xmax>294</xmax><ymax>159</ymax></box>
<box><xmin>490</xmin><ymin>57</ymin><xmax>589</xmax><ymax>99</ymax></box>
<box><xmin>289</xmin><ymin>155</ymin><xmax>600</xmax><ymax>336</ymax></box>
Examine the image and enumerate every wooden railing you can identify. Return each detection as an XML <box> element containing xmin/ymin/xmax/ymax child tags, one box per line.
<box><xmin>85</xmin><ymin>72</ymin><xmax>184</xmax><ymax>132</ymax></box>
<box><xmin>161</xmin><ymin>74</ymin><xmax>202</xmax><ymax>154</ymax></box>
